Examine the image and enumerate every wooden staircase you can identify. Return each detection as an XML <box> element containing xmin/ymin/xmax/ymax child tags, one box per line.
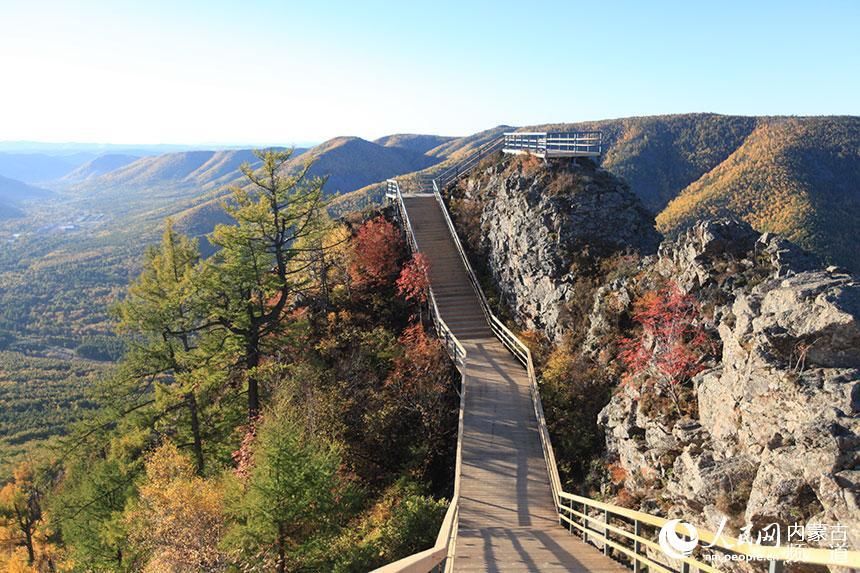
<box><xmin>403</xmin><ymin>195</ymin><xmax>627</xmax><ymax>571</ymax></box>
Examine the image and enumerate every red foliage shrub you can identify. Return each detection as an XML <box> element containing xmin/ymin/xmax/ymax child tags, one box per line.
<box><xmin>608</xmin><ymin>463</ymin><xmax>628</xmax><ymax>486</ymax></box>
<box><xmin>348</xmin><ymin>216</ymin><xmax>404</xmax><ymax>288</ymax></box>
<box><xmin>619</xmin><ymin>282</ymin><xmax>712</xmax><ymax>414</ymax></box>
<box><xmin>396</xmin><ymin>253</ymin><xmax>430</xmax><ymax>304</ymax></box>
<box><xmin>383</xmin><ymin>323</ymin><xmax>453</xmax><ymax>477</ymax></box>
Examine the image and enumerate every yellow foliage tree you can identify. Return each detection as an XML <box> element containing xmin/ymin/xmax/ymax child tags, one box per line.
<box><xmin>125</xmin><ymin>442</ymin><xmax>226</xmax><ymax>572</ymax></box>
<box><xmin>0</xmin><ymin>463</ymin><xmax>62</xmax><ymax>573</ymax></box>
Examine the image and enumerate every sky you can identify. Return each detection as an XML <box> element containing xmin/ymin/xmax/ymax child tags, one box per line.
<box><xmin>0</xmin><ymin>0</ymin><xmax>858</xmax><ymax>145</ymax></box>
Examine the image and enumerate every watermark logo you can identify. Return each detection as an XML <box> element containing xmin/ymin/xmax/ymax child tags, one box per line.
<box><xmin>659</xmin><ymin>519</ymin><xmax>699</xmax><ymax>559</ymax></box>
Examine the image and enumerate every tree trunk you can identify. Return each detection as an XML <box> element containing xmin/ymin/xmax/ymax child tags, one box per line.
<box><xmin>246</xmin><ymin>337</ymin><xmax>261</xmax><ymax>420</ymax></box>
<box><xmin>276</xmin><ymin>522</ymin><xmax>287</xmax><ymax>573</ymax></box>
<box><xmin>186</xmin><ymin>392</ymin><xmax>205</xmax><ymax>475</ymax></box>
<box><xmin>24</xmin><ymin>527</ymin><xmax>35</xmax><ymax>565</ymax></box>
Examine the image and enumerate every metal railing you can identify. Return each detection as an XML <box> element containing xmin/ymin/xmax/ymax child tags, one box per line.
<box><xmin>434</xmin><ymin>136</ymin><xmax>505</xmax><ymax>190</ymax></box>
<box><xmin>503</xmin><ymin>131</ymin><xmax>602</xmax><ymax>157</ymax></box>
<box><xmin>380</xmin><ymin>161</ymin><xmax>860</xmax><ymax>573</ymax></box>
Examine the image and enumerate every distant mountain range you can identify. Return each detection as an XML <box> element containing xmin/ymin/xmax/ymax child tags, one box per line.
<box><xmin>374</xmin><ymin>133</ymin><xmax>455</xmax><ymax>155</ymax></box>
<box><xmin>330</xmin><ymin>126</ymin><xmax>512</xmax><ymax>213</ymax></box>
<box><xmin>70</xmin><ymin>149</ymin><xmax>261</xmax><ymax>192</ymax></box>
<box><xmin>10</xmin><ymin>135</ymin><xmax>450</xmax><ymax>243</ymax></box>
<box><xmin>3</xmin><ymin>115</ymin><xmax>857</xmax><ymax>270</ymax></box>
<box><xmin>337</xmin><ymin>115</ymin><xmax>860</xmax><ymax>272</ymax></box>
<box><xmin>0</xmin><ymin>175</ymin><xmax>54</xmax><ymax>219</ymax></box>
<box><xmin>56</xmin><ymin>154</ymin><xmax>140</xmax><ymax>185</ymax></box>
<box><xmin>0</xmin><ymin>153</ymin><xmax>98</xmax><ymax>183</ymax></box>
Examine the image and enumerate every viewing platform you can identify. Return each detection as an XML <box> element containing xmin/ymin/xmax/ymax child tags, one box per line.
<box><xmin>503</xmin><ymin>131</ymin><xmax>602</xmax><ymax>158</ymax></box>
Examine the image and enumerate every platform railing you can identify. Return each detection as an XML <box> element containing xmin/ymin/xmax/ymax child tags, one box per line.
<box><xmin>503</xmin><ymin>131</ymin><xmax>602</xmax><ymax>157</ymax></box>
<box><xmin>434</xmin><ymin>136</ymin><xmax>505</xmax><ymax>190</ymax></box>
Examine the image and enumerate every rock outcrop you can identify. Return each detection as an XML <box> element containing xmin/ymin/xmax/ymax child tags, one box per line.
<box><xmin>600</xmin><ymin>222</ymin><xmax>860</xmax><ymax>555</ymax></box>
<box><xmin>452</xmin><ymin>156</ymin><xmax>660</xmax><ymax>341</ymax></box>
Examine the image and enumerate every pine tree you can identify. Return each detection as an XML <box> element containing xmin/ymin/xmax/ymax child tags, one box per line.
<box><xmin>224</xmin><ymin>405</ymin><xmax>345</xmax><ymax>573</ymax></box>
<box><xmin>195</xmin><ymin>149</ymin><xmax>327</xmax><ymax>419</ymax></box>
<box><xmin>113</xmin><ymin>220</ymin><xmax>208</xmax><ymax>474</ymax></box>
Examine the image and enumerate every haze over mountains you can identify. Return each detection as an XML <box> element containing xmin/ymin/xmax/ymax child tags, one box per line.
<box><xmin>1</xmin><ymin>113</ymin><xmax>858</xmax><ymax>269</ymax></box>
<box><xmin>56</xmin><ymin>154</ymin><xmax>140</xmax><ymax>185</ymax></box>
<box><xmin>0</xmin><ymin>175</ymin><xmax>54</xmax><ymax>219</ymax></box>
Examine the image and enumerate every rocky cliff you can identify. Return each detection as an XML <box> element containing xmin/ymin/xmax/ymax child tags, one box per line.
<box><xmin>599</xmin><ymin>221</ymin><xmax>859</xmax><ymax>554</ymax></box>
<box><xmin>449</xmin><ymin>154</ymin><xmax>660</xmax><ymax>341</ymax></box>
<box><xmin>449</xmin><ymin>155</ymin><xmax>860</xmax><ymax>564</ymax></box>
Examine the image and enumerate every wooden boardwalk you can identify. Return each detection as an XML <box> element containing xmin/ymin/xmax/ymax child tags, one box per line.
<box><xmin>404</xmin><ymin>195</ymin><xmax>626</xmax><ymax>572</ymax></box>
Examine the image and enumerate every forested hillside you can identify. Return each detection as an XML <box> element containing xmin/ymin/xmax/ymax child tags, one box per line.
<box><xmin>374</xmin><ymin>133</ymin><xmax>455</xmax><ymax>154</ymax></box>
<box><xmin>2</xmin><ymin>114</ymin><xmax>858</xmax><ymax>531</ymax></box>
<box><xmin>534</xmin><ymin>114</ymin><xmax>860</xmax><ymax>270</ymax></box>
<box><xmin>54</xmin><ymin>154</ymin><xmax>144</xmax><ymax>185</ymax></box>
<box><xmin>0</xmin><ymin>175</ymin><xmax>53</xmax><ymax>219</ymax></box>
<box><xmin>0</xmin><ymin>135</ymin><xmax>450</xmax><ymax>467</ymax></box>
<box><xmin>0</xmin><ymin>150</ymin><xmax>457</xmax><ymax>572</ymax></box>
<box><xmin>329</xmin><ymin>125</ymin><xmax>511</xmax><ymax>214</ymax></box>
<box><xmin>532</xmin><ymin>114</ymin><xmax>758</xmax><ymax>212</ymax></box>
<box><xmin>335</xmin><ymin>114</ymin><xmax>860</xmax><ymax>271</ymax></box>
<box><xmin>657</xmin><ymin>116</ymin><xmax>860</xmax><ymax>270</ymax></box>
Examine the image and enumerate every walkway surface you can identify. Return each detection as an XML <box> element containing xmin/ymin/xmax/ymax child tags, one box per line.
<box><xmin>403</xmin><ymin>195</ymin><xmax>627</xmax><ymax>572</ymax></box>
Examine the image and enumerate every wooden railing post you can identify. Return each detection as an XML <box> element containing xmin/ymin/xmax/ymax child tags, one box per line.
<box><xmin>633</xmin><ymin>519</ymin><xmax>641</xmax><ymax>573</ymax></box>
<box><xmin>603</xmin><ymin>509</ymin><xmax>609</xmax><ymax>555</ymax></box>
<box><xmin>582</xmin><ymin>502</ymin><xmax>588</xmax><ymax>542</ymax></box>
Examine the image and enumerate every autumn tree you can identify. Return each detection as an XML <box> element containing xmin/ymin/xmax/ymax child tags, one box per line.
<box><xmin>291</xmin><ymin>217</ymin><xmax>352</xmax><ymax>311</ymax></box>
<box><xmin>125</xmin><ymin>442</ymin><xmax>226</xmax><ymax>572</ymax></box>
<box><xmin>384</xmin><ymin>324</ymin><xmax>454</xmax><ymax>481</ymax></box>
<box><xmin>0</xmin><ymin>462</ymin><xmax>58</xmax><ymax>570</ymax></box>
<box><xmin>348</xmin><ymin>216</ymin><xmax>403</xmax><ymax>289</ymax></box>
<box><xmin>619</xmin><ymin>281</ymin><xmax>712</xmax><ymax>415</ymax></box>
<box><xmin>195</xmin><ymin>149</ymin><xmax>327</xmax><ymax>420</ymax></box>
<box><xmin>395</xmin><ymin>253</ymin><xmax>430</xmax><ymax>320</ymax></box>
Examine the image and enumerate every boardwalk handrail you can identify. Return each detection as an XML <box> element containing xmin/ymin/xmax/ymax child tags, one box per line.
<box><xmin>434</xmin><ymin>136</ymin><xmax>505</xmax><ymax>190</ymax></box>
<box><xmin>371</xmin><ymin>180</ymin><xmax>466</xmax><ymax>573</ymax></box>
<box><xmin>503</xmin><ymin>131</ymin><xmax>602</xmax><ymax>157</ymax></box>
<box><xmin>425</xmin><ymin>178</ymin><xmax>860</xmax><ymax>572</ymax></box>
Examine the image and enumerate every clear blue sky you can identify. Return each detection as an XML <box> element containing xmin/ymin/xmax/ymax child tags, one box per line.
<box><xmin>0</xmin><ymin>0</ymin><xmax>857</xmax><ymax>145</ymax></box>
